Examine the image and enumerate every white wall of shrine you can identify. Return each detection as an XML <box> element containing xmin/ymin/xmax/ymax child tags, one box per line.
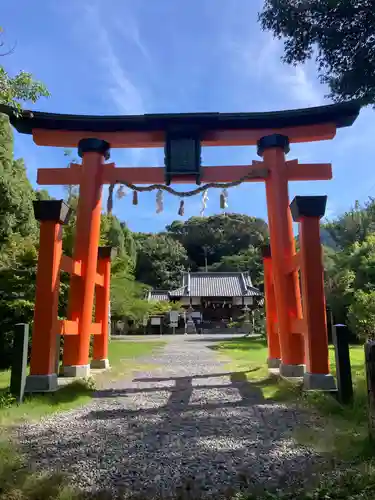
<box><xmin>180</xmin><ymin>296</ymin><xmax>254</xmax><ymax>306</ymax></box>
<box><xmin>232</xmin><ymin>297</ymin><xmax>253</xmax><ymax>306</ymax></box>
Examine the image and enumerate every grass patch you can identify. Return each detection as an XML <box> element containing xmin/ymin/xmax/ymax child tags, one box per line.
<box><xmin>236</xmin><ymin>461</ymin><xmax>375</xmax><ymax>499</ymax></box>
<box><xmin>0</xmin><ymin>339</ymin><xmax>164</xmax><ymax>426</ymax></box>
<box><xmin>95</xmin><ymin>339</ymin><xmax>164</xmax><ymax>385</ymax></box>
<box><xmin>0</xmin><ymin>339</ymin><xmax>165</xmax><ymax>499</ymax></box>
<box><xmin>214</xmin><ymin>337</ymin><xmax>375</xmax><ymax>498</ymax></box>
<box><xmin>0</xmin><ymin>379</ymin><xmax>94</xmax><ymax>427</ymax></box>
<box><xmin>211</xmin><ymin>338</ymin><xmax>270</xmax><ymax>381</ymax></box>
<box><xmin>213</xmin><ymin>337</ymin><xmax>371</xmax><ymax>460</ymax></box>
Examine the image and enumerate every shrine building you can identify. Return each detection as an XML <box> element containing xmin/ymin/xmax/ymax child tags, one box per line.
<box><xmin>148</xmin><ymin>271</ymin><xmax>263</xmax><ymax>326</ymax></box>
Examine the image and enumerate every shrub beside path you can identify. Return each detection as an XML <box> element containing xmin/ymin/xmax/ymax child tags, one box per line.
<box><xmin>16</xmin><ymin>336</ymin><xmax>329</xmax><ymax>499</ymax></box>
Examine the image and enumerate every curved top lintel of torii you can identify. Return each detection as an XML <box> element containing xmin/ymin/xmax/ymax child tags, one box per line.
<box><xmin>0</xmin><ymin>101</ymin><xmax>361</xmax><ymax>149</ymax></box>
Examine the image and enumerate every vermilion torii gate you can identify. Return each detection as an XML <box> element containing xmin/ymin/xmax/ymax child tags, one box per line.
<box><xmin>1</xmin><ymin>101</ymin><xmax>360</xmax><ymax>392</ymax></box>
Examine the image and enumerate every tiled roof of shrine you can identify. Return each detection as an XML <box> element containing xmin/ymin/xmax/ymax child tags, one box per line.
<box><xmin>149</xmin><ymin>272</ymin><xmax>263</xmax><ymax>300</ymax></box>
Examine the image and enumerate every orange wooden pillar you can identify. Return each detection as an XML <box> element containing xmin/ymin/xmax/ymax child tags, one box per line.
<box><xmin>262</xmin><ymin>245</ymin><xmax>281</xmax><ymax>369</ymax></box>
<box><xmin>63</xmin><ymin>138</ymin><xmax>109</xmax><ymax>377</ymax></box>
<box><xmin>259</xmin><ymin>134</ymin><xmax>305</xmax><ymax>377</ymax></box>
<box><xmin>91</xmin><ymin>247</ymin><xmax>114</xmax><ymax>369</ymax></box>
<box><xmin>290</xmin><ymin>196</ymin><xmax>336</xmax><ymax>390</ymax></box>
<box><xmin>25</xmin><ymin>200</ymin><xmax>71</xmax><ymax>392</ymax></box>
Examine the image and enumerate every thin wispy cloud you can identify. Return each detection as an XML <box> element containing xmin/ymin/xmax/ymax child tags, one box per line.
<box><xmin>281</xmin><ymin>66</ymin><xmax>322</xmax><ymax>108</ymax></box>
<box><xmin>113</xmin><ymin>15</ymin><xmax>150</xmax><ymax>63</ymax></box>
<box><xmin>229</xmin><ymin>32</ymin><xmax>323</xmax><ymax>108</ymax></box>
<box><xmin>79</xmin><ymin>2</ymin><xmax>160</xmax><ymax>168</ymax></box>
<box><xmin>255</xmin><ymin>34</ymin><xmax>323</xmax><ymax>107</ymax></box>
<box><xmin>82</xmin><ymin>3</ymin><xmax>145</xmax><ymax>116</ymax></box>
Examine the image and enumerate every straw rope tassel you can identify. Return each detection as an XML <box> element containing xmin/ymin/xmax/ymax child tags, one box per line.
<box><xmin>220</xmin><ymin>188</ymin><xmax>228</xmax><ymax>209</ymax></box>
<box><xmin>178</xmin><ymin>200</ymin><xmax>185</xmax><ymax>216</ymax></box>
<box><xmin>116</xmin><ymin>185</ymin><xmax>127</xmax><ymax>199</ymax></box>
<box><xmin>200</xmin><ymin>189</ymin><xmax>209</xmax><ymax>216</ymax></box>
<box><xmin>156</xmin><ymin>189</ymin><xmax>164</xmax><ymax>213</ymax></box>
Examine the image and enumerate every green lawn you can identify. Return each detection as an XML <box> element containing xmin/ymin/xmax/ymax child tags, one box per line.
<box><xmin>0</xmin><ymin>339</ymin><xmax>164</xmax><ymax>426</ymax></box>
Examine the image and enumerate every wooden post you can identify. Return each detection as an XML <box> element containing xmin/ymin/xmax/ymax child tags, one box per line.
<box><xmin>26</xmin><ymin>200</ymin><xmax>70</xmax><ymax>393</ymax></box>
<box><xmin>332</xmin><ymin>324</ymin><xmax>353</xmax><ymax>404</ymax></box>
<box><xmin>63</xmin><ymin>138</ymin><xmax>109</xmax><ymax>377</ymax></box>
<box><xmin>260</xmin><ymin>135</ymin><xmax>304</xmax><ymax>377</ymax></box>
<box><xmin>365</xmin><ymin>340</ymin><xmax>375</xmax><ymax>441</ymax></box>
<box><xmin>10</xmin><ymin>324</ymin><xmax>29</xmax><ymax>402</ymax></box>
<box><xmin>290</xmin><ymin>195</ymin><xmax>336</xmax><ymax>390</ymax></box>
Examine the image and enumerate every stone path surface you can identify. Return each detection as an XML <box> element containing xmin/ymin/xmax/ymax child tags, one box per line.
<box><xmin>17</xmin><ymin>335</ymin><xmax>326</xmax><ymax>499</ymax></box>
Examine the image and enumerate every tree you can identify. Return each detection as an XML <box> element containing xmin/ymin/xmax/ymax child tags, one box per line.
<box><xmin>348</xmin><ymin>289</ymin><xmax>375</xmax><ymax>341</ymax></box>
<box><xmin>323</xmin><ymin>200</ymin><xmax>375</xmax><ymax>249</ymax></box>
<box><xmin>0</xmin><ymin>67</ymin><xmax>50</xmax><ymax>109</ymax></box>
<box><xmin>0</xmin><ymin>27</ymin><xmax>50</xmax><ymax>110</ymax></box>
<box><xmin>0</xmin><ymin>114</ymin><xmax>38</xmax><ymax>264</ymax></box>
<box><xmin>110</xmin><ymin>271</ymin><xmax>149</xmax><ymax>323</ymax></box>
<box><xmin>0</xmin><ymin>33</ymin><xmax>50</xmax><ymax>366</ymax></box>
<box><xmin>324</xmin><ymin>232</ymin><xmax>375</xmax><ymax>327</ymax></box>
<box><xmin>0</xmin><ymin>239</ymin><xmax>37</xmax><ymax>367</ymax></box>
<box><xmin>135</xmin><ymin>233</ymin><xmax>189</xmax><ymax>289</ymax></box>
<box><xmin>208</xmin><ymin>246</ymin><xmax>264</xmax><ymax>285</ymax></box>
<box><xmin>166</xmin><ymin>214</ymin><xmax>269</xmax><ymax>269</ymax></box>
<box><xmin>258</xmin><ymin>1</ymin><xmax>375</xmax><ymax>105</ymax></box>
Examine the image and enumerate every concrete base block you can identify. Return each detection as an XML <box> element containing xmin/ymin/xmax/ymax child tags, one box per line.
<box><xmin>63</xmin><ymin>364</ymin><xmax>90</xmax><ymax>378</ymax></box>
<box><xmin>90</xmin><ymin>358</ymin><xmax>110</xmax><ymax>370</ymax></box>
<box><xmin>280</xmin><ymin>363</ymin><xmax>305</xmax><ymax>378</ymax></box>
<box><xmin>303</xmin><ymin>372</ymin><xmax>337</xmax><ymax>391</ymax></box>
<box><xmin>25</xmin><ymin>374</ymin><xmax>58</xmax><ymax>393</ymax></box>
<box><xmin>267</xmin><ymin>358</ymin><xmax>281</xmax><ymax>369</ymax></box>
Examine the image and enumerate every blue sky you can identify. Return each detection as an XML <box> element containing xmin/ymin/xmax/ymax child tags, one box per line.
<box><xmin>2</xmin><ymin>0</ymin><xmax>375</xmax><ymax>232</ymax></box>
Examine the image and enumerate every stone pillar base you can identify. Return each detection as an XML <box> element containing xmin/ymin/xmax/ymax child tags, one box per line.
<box><xmin>90</xmin><ymin>358</ymin><xmax>110</xmax><ymax>369</ymax></box>
<box><xmin>25</xmin><ymin>374</ymin><xmax>58</xmax><ymax>393</ymax></box>
<box><xmin>303</xmin><ymin>372</ymin><xmax>337</xmax><ymax>391</ymax></box>
<box><xmin>267</xmin><ymin>358</ymin><xmax>281</xmax><ymax>369</ymax></box>
<box><xmin>280</xmin><ymin>363</ymin><xmax>305</xmax><ymax>378</ymax></box>
<box><xmin>63</xmin><ymin>364</ymin><xmax>90</xmax><ymax>378</ymax></box>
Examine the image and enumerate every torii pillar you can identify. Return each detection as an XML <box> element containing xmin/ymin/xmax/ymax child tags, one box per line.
<box><xmin>290</xmin><ymin>195</ymin><xmax>335</xmax><ymax>390</ymax></box>
<box><xmin>262</xmin><ymin>245</ymin><xmax>281</xmax><ymax>369</ymax></box>
<box><xmin>62</xmin><ymin>138</ymin><xmax>110</xmax><ymax>377</ymax></box>
<box><xmin>259</xmin><ymin>134</ymin><xmax>305</xmax><ymax>377</ymax></box>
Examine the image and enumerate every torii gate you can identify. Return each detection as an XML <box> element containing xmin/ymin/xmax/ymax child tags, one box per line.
<box><xmin>0</xmin><ymin>101</ymin><xmax>360</xmax><ymax>392</ymax></box>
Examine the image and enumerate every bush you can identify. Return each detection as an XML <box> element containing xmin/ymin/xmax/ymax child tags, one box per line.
<box><xmin>0</xmin><ymin>392</ymin><xmax>16</xmax><ymax>409</ymax></box>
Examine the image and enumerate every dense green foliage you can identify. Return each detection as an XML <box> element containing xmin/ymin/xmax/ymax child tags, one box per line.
<box><xmin>0</xmin><ymin>115</ymin><xmax>40</xmax><ymax>367</ymax></box>
<box><xmin>323</xmin><ymin>199</ymin><xmax>375</xmax><ymax>337</ymax></box>
<box><xmin>133</xmin><ymin>214</ymin><xmax>268</xmax><ymax>290</ymax></box>
<box><xmin>135</xmin><ymin>232</ymin><xmax>189</xmax><ymax>289</ymax></box>
<box><xmin>259</xmin><ymin>0</ymin><xmax>375</xmax><ymax>105</ymax></box>
<box><xmin>0</xmin><ymin>41</ymin><xmax>51</xmax><ymax>366</ymax></box>
<box><xmin>166</xmin><ymin>214</ymin><xmax>268</xmax><ymax>269</ymax></box>
<box><xmin>0</xmin><ymin>66</ymin><xmax>50</xmax><ymax>109</ymax></box>
<box><xmin>0</xmin><ymin>114</ymin><xmax>37</xmax><ymax>254</ymax></box>
<box><xmin>209</xmin><ymin>246</ymin><xmax>264</xmax><ymax>286</ymax></box>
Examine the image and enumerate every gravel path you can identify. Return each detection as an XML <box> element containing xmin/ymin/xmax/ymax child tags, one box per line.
<box><xmin>17</xmin><ymin>336</ymin><xmax>327</xmax><ymax>499</ymax></box>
